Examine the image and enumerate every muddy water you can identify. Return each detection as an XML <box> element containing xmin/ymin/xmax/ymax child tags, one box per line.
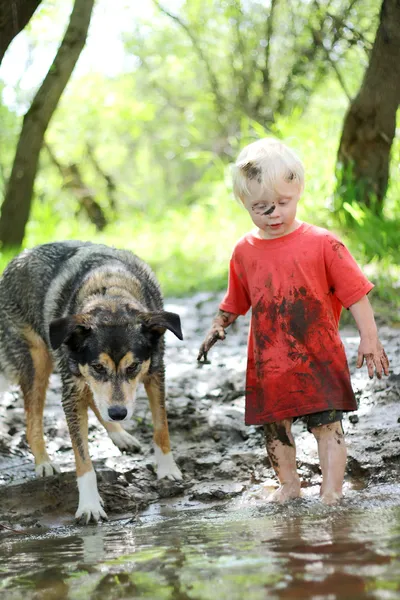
<box><xmin>1</xmin><ymin>292</ymin><xmax>400</xmax><ymax>599</ymax></box>
<box><xmin>1</xmin><ymin>483</ymin><xmax>400</xmax><ymax>600</ymax></box>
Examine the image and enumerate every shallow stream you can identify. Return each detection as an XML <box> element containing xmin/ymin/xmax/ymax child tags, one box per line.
<box><xmin>1</xmin><ymin>482</ymin><xmax>400</xmax><ymax>600</ymax></box>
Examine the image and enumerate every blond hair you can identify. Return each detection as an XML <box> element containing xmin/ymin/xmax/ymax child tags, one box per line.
<box><xmin>232</xmin><ymin>138</ymin><xmax>305</xmax><ymax>201</ymax></box>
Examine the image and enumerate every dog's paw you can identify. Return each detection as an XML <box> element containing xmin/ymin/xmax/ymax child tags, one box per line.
<box><xmin>108</xmin><ymin>429</ymin><xmax>142</xmax><ymax>453</ymax></box>
<box><xmin>35</xmin><ymin>461</ymin><xmax>61</xmax><ymax>478</ymax></box>
<box><xmin>158</xmin><ymin>463</ymin><xmax>183</xmax><ymax>481</ymax></box>
<box><xmin>76</xmin><ymin>469</ymin><xmax>108</xmax><ymax>524</ymax></box>
<box><xmin>75</xmin><ymin>501</ymin><xmax>108</xmax><ymax>525</ymax></box>
<box><xmin>156</xmin><ymin>450</ymin><xmax>183</xmax><ymax>481</ymax></box>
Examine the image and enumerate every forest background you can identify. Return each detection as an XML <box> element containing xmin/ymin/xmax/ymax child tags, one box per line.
<box><xmin>0</xmin><ymin>0</ymin><xmax>399</xmax><ymax>320</ymax></box>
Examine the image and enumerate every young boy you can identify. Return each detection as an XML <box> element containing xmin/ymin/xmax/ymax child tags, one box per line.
<box><xmin>197</xmin><ymin>138</ymin><xmax>389</xmax><ymax>505</ymax></box>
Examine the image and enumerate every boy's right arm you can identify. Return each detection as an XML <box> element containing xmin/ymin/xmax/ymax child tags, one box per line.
<box><xmin>197</xmin><ymin>309</ymin><xmax>239</xmax><ymax>363</ymax></box>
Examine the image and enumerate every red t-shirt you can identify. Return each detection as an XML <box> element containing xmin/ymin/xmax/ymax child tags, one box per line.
<box><xmin>220</xmin><ymin>223</ymin><xmax>373</xmax><ymax>425</ymax></box>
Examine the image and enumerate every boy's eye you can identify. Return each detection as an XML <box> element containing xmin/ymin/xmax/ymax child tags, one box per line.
<box><xmin>92</xmin><ymin>363</ymin><xmax>108</xmax><ymax>376</ymax></box>
<box><xmin>125</xmin><ymin>363</ymin><xmax>139</xmax><ymax>378</ymax></box>
<box><xmin>252</xmin><ymin>204</ymin><xmax>267</xmax><ymax>214</ymax></box>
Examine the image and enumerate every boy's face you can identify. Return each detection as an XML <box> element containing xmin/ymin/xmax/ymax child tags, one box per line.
<box><xmin>242</xmin><ymin>179</ymin><xmax>302</xmax><ymax>239</ymax></box>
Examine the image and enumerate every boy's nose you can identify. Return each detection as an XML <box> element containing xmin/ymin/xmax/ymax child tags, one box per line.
<box><xmin>270</xmin><ymin>210</ymin><xmax>281</xmax><ymax>219</ymax></box>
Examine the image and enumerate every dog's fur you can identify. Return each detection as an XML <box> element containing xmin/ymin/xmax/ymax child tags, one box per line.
<box><xmin>0</xmin><ymin>241</ymin><xmax>183</xmax><ymax>522</ymax></box>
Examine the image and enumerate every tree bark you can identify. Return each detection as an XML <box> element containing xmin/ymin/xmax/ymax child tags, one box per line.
<box><xmin>0</xmin><ymin>0</ymin><xmax>42</xmax><ymax>65</ymax></box>
<box><xmin>0</xmin><ymin>0</ymin><xmax>95</xmax><ymax>248</ymax></box>
<box><xmin>45</xmin><ymin>144</ymin><xmax>107</xmax><ymax>232</ymax></box>
<box><xmin>336</xmin><ymin>0</ymin><xmax>400</xmax><ymax>213</ymax></box>
<box><xmin>86</xmin><ymin>143</ymin><xmax>117</xmax><ymax>213</ymax></box>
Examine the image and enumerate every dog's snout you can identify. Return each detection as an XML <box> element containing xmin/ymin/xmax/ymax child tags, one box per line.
<box><xmin>108</xmin><ymin>406</ymin><xmax>128</xmax><ymax>421</ymax></box>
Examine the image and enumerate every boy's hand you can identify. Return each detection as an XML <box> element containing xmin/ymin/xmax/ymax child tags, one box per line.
<box><xmin>197</xmin><ymin>326</ymin><xmax>226</xmax><ymax>363</ymax></box>
<box><xmin>356</xmin><ymin>338</ymin><xmax>390</xmax><ymax>379</ymax></box>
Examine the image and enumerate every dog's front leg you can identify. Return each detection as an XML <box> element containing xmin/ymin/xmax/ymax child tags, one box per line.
<box><xmin>144</xmin><ymin>372</ymin><xmax>182</xmax><ymax>481</ymax></box>
<box><xmin>62</xmin><ymin>381</ymin><xmax>107</xmax><ymax>524</ymax></box>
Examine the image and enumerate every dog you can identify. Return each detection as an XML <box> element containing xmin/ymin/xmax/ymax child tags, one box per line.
<box><xmin>0</xmin><ymin>241</ymin><xmax>183</xmax><ymax>523</ymax></box>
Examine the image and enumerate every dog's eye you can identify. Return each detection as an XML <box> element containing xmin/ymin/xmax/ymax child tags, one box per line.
<box><xmin>125</xmin><ymin>363</ymin><xmax>138</xmax><ymax>378</ymax></box>
<box><xmin>92</xmin><ymin>363</ymin><xmax>108</xmax><ymax>376</ymax></box>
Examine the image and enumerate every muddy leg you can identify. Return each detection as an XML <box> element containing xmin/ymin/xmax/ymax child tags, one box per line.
<box><xmin>311</xmin><ymin>421</ymin><xmax>346</xmax><ymax>505</ymax></box>
<box><xmin>88</xmin><ymin>395</ymin><xmax>142</xmax><ymax>452</ymax></box>
<box><xmin>264</xmin><ymin>419</ymin><xmax>301</xmax><ymax>502</ymax></box>
<box><xmin>62</xmin><ymin>382</ymin><xmax>107</xmax><ymax>523</ymax></box>
<box><xmin>144</xmin><ymin>372</ymin><xmax>182</xmax><ymax>480</ymax></box>
<box><xmin>20</xmin><ymin>331</ymin><xmax>59</xmax><ymax>477</ymax></box>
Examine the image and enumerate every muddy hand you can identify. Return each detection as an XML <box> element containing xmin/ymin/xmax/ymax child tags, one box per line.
<box><xmin>197</xmin><ymin>328</ymin><xmax>226</xmax><ymax>363</ymax></box>
<box><xmin>356</xmin><ymin>341</ymin><xmax>390</xmax><ymax>379</ymax></box>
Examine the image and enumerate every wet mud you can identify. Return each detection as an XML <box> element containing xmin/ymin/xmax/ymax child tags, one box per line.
<box><xmin>0</xmin><ymin>292</ymin><xmax>399</xmax><ymax>529</ymax></box>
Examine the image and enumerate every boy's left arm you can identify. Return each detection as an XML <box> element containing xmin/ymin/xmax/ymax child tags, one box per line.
<box><xmin>349</xmin><ymin>295</ymin><xmax>390</xmax><ymax>379</ymax></box>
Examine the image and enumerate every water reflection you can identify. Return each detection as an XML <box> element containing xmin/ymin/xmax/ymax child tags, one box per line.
<box><xmin>1</xmin><ymin>485</ymin><xmax>400</xmax><ymax>599</ymax></box>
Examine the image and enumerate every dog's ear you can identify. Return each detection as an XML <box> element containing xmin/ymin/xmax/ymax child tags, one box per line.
<box><xmin>139</xmin><ymin>311</ymin><xmax>183</xmax><ymax>340</ymax></box>
<box><xmin>49</xmin><ymin>316</ymin><xmax>92</xmax><ymax>350</ymax></box>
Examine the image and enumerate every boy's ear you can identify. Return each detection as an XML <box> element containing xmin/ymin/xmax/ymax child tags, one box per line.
<box><xmin>138</xmin><ymin>311</ymin><xmax>183</xmax><ymax>340</ymax></box>
<box><xmin>49</xmin><ymin>315</ymin><xmax>92</xmax><ymax>350</ymax></box>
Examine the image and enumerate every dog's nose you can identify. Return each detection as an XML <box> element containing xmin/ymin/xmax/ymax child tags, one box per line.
<box><xmin>108</xmin><ymin>406</ymin><xmax>128</xmax><ymax>421</ymax></box>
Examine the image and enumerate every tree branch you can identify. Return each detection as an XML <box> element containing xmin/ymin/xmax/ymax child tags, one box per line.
<box><xmin>152</xmin><ymin>0</ymin><xmax>225</xmax><ymax>114</ymax></box>
<box><xmin>44</xmin><ymin>142</ymin><xmax>107</xmax><ymax>231</ymax></box>
<box><xmin>275</xmin><ymin>0</ymin><xmax>367</xmax><ymax>114</ymax></box>
<box><xmin>86</xmin><ymin>143</ymin><xmax>117</xmax><ymax>213</ymax></box>
<box><xmin>229</xmin><ymin>1</ymin><xmax>252</xmax><ymax>111</ymax></box>
<box><xmin>263</xmin><ymin>0</ymin><xmax>278</xmax><ymax>95</ymax></box>
<box><xmin>252</xmin><ymin>0</ymin><xmax>278</xmax><ymax>116</ymax></box>
<box><xmin>0</xmin><ymin>0</ymin><xmax>42</xmax><ymax>64</ymax></box>
<box><xmin>139</xmin><ymin>54</ymin><xmax>189</xmax><ymax>113</ymax></box>
<box><xmin>321</xmin><ymin>45</ymin><xmax>352</xmax><ymax>100</ymax></box>
<box><xmin>326</xmin><ymin>11</ymin><xmax>373</xmax><ymax>52</ymax></box>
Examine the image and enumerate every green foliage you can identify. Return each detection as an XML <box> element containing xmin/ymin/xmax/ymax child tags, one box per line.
<box><xmin>334</xmin><ymin>128</ymin><xmax>400</xmax><ymax>268</ymax></box>
<box><xmin>0</xmin><ymin>0</ymin><xmax>398</xmax><ymax>319</ymax></box>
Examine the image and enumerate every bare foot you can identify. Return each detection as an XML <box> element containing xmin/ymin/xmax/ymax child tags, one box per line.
<box><xmin>268</xmin><ymin>482</ymin><xmax>301</xmax><ymax>503</ymax></box>
<box><xmin>320</xmin><ymin>491</ymin><xmax>342</xmax><ymax>505</ymax></box>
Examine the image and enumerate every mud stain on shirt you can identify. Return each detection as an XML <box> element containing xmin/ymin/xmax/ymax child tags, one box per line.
<box><xmin>328</xmin><ymin>238</ymin><xmax>345</xmax><ymax>259</ymax></box>
<box><xmin>279</xmin><ymin>289</ymin><xmax>322</xmax><ymax>346</ymax></box>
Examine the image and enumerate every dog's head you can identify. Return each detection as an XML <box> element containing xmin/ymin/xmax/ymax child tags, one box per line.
<box><xmin>49</xmin><ymin>308</ymin><xmax>182</xmax><ymax>422</ymax></box>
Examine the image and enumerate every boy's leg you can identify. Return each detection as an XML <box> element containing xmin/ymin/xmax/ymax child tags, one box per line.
<box><xmin>264</xmin><ymin>419</ymin><xmax>301</xmax><ymax>502</ymax></box>
<box><xmin>310</xmin><ymin>417</ymin><xmax>346</xmax><ymax>505</ymax></box>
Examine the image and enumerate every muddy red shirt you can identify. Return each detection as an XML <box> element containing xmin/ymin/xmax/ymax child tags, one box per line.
<box><xmin>220</xmin><ymin>223</ymin><xmax>373</xmax><ymax>425</ymax></box>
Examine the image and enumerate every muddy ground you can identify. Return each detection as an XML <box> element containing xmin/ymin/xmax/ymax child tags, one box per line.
<box><xmin>0</xmin><ymin>292</ymin><xmax>399</xmax><ymax>529</ymax></box>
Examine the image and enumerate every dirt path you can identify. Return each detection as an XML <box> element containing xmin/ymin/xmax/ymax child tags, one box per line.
<box><xmin>0</xmin><ymin>293</ymin><xmax>399</xmax><ymax>528</ymax></box>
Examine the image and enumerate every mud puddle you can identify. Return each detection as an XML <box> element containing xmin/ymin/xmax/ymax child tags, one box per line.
<box><xmin>1</xmin><ymin>482</ymin><xmax>400</xmax><ymax>599</ymax></box>
<box><xmin>0</xmin><ymin>292</ymin><xmax>399</xmax><ymax>598</ymax></box>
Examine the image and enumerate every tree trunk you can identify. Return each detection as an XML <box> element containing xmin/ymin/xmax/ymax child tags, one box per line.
<box><xmin>336</xmin><ymin>0</ymin><xmax>400</xmax><ymax>214</ymax></box>
<box><xmin>86</xmin><ymin>143</ymin><xmax>117</xmax><ymax>214</ymax></box>
<box><xmin>45</xmin><ymin>144</ymin><xmax>107</xmax><ymax>231</ymax></box>
<box><xmin>0</xmin><ymin>0</ymin><xmax>42</xmax><ymax>64</ymax></box>
<box><xmin>0</xmin><ymin>0</ymin><xmax>95</xmax><ymax>248</ymax></box>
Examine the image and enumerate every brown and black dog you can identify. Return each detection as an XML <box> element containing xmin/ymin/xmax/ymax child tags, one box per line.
<box><xmin>0</xmin><ymin>241</ymin><xmax>183</xmax><ymax>523</ymax></box>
